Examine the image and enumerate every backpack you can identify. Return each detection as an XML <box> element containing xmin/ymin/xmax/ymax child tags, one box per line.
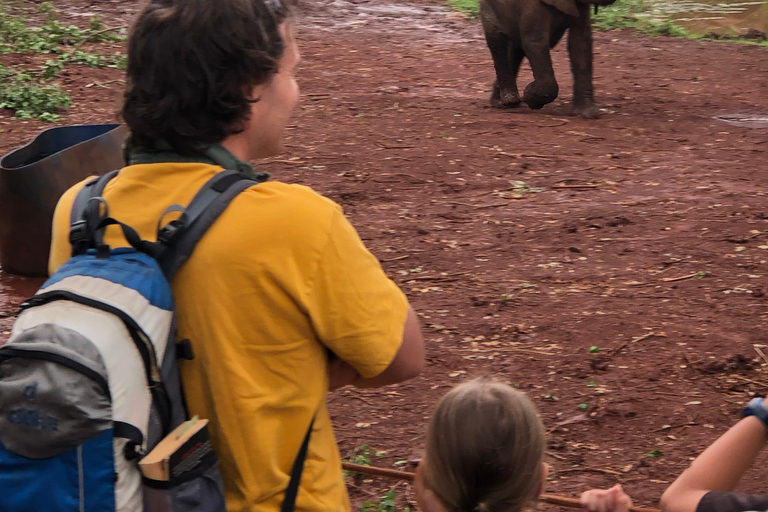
<box><xmin>0</xmin><ymin>169</ymin><xmax>310</xmax><ymax>512</ymax></box>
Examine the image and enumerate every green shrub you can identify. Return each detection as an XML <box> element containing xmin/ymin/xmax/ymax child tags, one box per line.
<box><xmin>0</xmin><ymin>75</ymin><xmax>71</xmax><ymax>120</ymax></box>
<box><xmin>0</xmin><ymin>1</ymin><xmax>124</xmax><ymax>120</ymax></box>
<box><xmin>446</xmin><ymin>0</ymin><xmax>480</xmax><ymax>19</ymax></box>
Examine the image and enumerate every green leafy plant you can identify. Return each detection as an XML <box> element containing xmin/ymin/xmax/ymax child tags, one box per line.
<box><xmin>360</xmin><ymin>491</ymin><xmax>410</xmax><ymax>512</ymax></box>
<box><xmin>0</xmin><ymin>2</ymin><xmax>125</xmax><ymax>119</ymax></box>
<box><xmin>0</xmin><ymin>65</ymin><xmax>71</xmax><ymax>120</ymax></box>
<box><xmin>587</xmin><ymin>379</ymin><xmax>598</xmax><ymax>388</ymax></box>
<box><xmin>578</xmin><ymin>403</ymin><xmax>589</xmax><ymax>411</ymax></box>
<box><xmin>0</xmin><ymin>2</ymin><xmax>123</xmax><ymax>54</ymax></box>
<box><xmin>647</xmin><ymin>449</ymin><xmax>663</xmax><ymax>458</ymax></box>
<box><xmin>589</xmin><ymin>346</ymin><xmax>601</xmax><ymax>354</ymax></box>
<box><xmin>342</xmin><ymin>445</ymin><xmax>384</xmax><ymax>477</ymax></box>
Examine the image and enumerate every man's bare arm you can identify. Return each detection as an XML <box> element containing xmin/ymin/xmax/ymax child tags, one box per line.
<box><xmin>328</xmin><ymin>306</ymin><xmax>424</xmax><ymax>390</ymax></box>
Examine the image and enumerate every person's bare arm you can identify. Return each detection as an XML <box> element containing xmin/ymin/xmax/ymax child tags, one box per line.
<box><xmin>352</xmin><ymin>305</ymin><xmax>423</xmax><ymax>387</ymax></box>
<box><xmin>328</xmin><ymin>306</ymin><xmax>424</xmax><ymax>390</ymax></box>
<box><xmin>660</xmin><ymin>416</ymin><xmax>768</xmax><ymax>512</ymax></box>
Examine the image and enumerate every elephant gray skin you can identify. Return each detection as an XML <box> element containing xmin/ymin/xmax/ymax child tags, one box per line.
<box><xmin>480</xmin><ymin>0</ymin><xmax>616</xmax><ymax>119</ymax></box>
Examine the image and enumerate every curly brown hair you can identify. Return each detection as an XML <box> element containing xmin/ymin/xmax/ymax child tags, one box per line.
<box><xmin>121</xmin><ymin>0</ymin><xmax>291</xmax><ymax>155</ymax></box>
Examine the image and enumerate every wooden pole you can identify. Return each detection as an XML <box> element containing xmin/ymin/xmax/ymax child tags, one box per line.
<box><xmin>341</xmin><ymin>462</ymin><xmax>661</xmax><ymax>512</ymax></box>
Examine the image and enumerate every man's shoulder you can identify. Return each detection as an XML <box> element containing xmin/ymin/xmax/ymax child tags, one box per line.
<box><xmin>254</xmin><ymin>181</ymin><xmax>336</xmax><ymax>205</ymax></box>
<box><xmin>238</xmin><ymin>181</ymin><xmax>342</xmax><ymax>224</ymax></box>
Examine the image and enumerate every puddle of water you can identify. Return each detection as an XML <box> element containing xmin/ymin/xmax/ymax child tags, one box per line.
<box><xmin>0</xmin><ymin>270</ymin><xmax>44</xmax><ymax>311</ymax></box>
<box><xmin>643</xmin><ymin>1</ymin><xmax>768</xmax><ymax>37</ymax></box>
<box><xmin>299</xmin><ymin>0</ymin><xmax>479</xmax><ymax>44</ymax></box>
<box><xmin>715</xmin><ymin>114</ymin><xmax>768</xmax><ymax>128</ymax></box>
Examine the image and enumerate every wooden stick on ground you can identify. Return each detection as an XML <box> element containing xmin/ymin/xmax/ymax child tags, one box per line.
<box><xmin>341</xmin><ymin>462</ymin><xmax>661</xmax><ymax>512</ymax></box>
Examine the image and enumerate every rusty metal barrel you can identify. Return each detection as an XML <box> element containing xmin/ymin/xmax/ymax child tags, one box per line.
<box><xmin>0</xmin><ymin>124</ymin><xmax>128</xmax><ymax>276</ymax></box>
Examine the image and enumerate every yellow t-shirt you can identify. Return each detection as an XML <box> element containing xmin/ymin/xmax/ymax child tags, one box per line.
<box><xmin>49</xmin><ymin>162</ymin><xmax>408</xmax><ymax>512</ymax></box>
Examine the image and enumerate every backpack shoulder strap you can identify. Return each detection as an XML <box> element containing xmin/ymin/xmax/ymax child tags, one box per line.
<box><xmin>158</xmin><ymin>170</ymin><xmax>257</xmax><ymax>279</ymax></box>
<box><xmin>70</xmin><ymin>170</ymin><xmax>120</xmax><ymax>225</ymax></box>
<box><xmin>69</xmin><ymin>170</ymin><xmax>120</xmax><ymax>256</ymax></box>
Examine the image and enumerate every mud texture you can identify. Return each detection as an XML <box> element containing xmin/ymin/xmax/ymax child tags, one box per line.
<box><xmin>2</xmin><ymin>0</ymin><xmax>768</xmax><ymax>510</ymax></box>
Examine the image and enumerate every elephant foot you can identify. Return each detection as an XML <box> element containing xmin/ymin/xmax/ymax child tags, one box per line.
<box><xmin>571</xmin><ymin>103</ymin><xmax>600</xmax><ymax>119</ymax></box>
<box><xmin>490</xmin><ymin>84</ymin><xmax>521</xmax><ymax>108</ymax></box>
<box><xmin>523</xmin><ymin>81</ymin><xmax>558</xmax><ymax>111</ymax></box>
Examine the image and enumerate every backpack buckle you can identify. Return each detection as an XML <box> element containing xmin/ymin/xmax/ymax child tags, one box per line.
<box><xmin>69</xmin><ymin>220</ymin><xmax>88</xmax><ymax>245</ymax></box>
<box><xmin>157</xmin><ymin>220</ymin><xmax>184</xmax><ymax>245</ymax></box>
<box><xmin>123</xmin><ymin>441</ymin><xmax>144</xmax><ymax>461</ymax></box>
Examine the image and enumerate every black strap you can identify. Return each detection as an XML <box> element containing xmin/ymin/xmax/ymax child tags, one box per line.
<box><xmin>69</xmin><ymin>170</ymin><xmax>120</xmax><ymax>256</ymax></box>
<box><xmin>68</xmin><ymin>169</ymin><xmax>259</xmax><ymax>277</ymax></box>
<box><xmin>156</xmin><ymin>170</ymin><xmax>258</xmax><ymax>279</ymax></box>
<box><xmin>282</xmin><ymin>417</ymin><xmax>315</xmax><ymax>512</ymax></box>
<box><xmin>70</xmin><ymin>170</ymin><xmax>119</xmax><ymax>225</ymax></box>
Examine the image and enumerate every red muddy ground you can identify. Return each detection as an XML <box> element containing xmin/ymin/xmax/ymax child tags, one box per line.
<box><xmin>2</xmin><ymin>0</ymin><xmax>768</xmax><ymax>509</ymax></box>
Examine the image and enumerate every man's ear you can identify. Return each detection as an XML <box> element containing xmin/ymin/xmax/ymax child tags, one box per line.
<box><xmin>540</xmin><ymin>0</ymin><xmax>580</xmax><ymax>17</ymax></box>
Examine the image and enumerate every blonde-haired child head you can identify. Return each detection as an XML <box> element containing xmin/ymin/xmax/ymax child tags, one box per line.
<box><xmin>416</xmin><ymin>378</ymin><xmax>547</xmax><ymax>512</ymax></box>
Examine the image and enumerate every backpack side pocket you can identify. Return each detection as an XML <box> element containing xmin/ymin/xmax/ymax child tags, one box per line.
<box><xmin>0</xmin><ymin>324</ymin><xmax>116</xmax><ymax>512</ymax></box>
<box><xmin>143</xmin><ymin>452</ymin><xmax>226</xmax><ymax>512</ymax></box>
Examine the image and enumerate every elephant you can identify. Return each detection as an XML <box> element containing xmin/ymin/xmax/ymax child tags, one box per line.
<box><xmin>480</xmin><ymin>0</ymin><xmax>617</xmax><ymax>118</ymax></box>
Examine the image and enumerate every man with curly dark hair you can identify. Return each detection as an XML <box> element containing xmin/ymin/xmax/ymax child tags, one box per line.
<box><xmin>49</xmin><ymin>1</ymin><xmax>425</xmax><ymax>510</ymax></box>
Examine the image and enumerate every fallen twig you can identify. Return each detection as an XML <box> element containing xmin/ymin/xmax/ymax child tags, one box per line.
<box><xmin>539</xmin><ymin>493</ymin><xmax>660</xmax><ymax>512</ymax></box>
<box><xmin>654</xmin><ymin>420</ymin><xmax>697</xmax><ymax>432</ymax></box>
<box><xmin>85</xmin><ymin>79</ymin><xmax>124</xmax><ymax>88</ymax></box>
<box><xmin>376</xmin><ymin>142</ymin><xmax>416</xmax><ymax>149</ymax></box>
<box><xmin>551</xmin><ymin>467</ymin><xmax>624</xmax><ymax>477</ymax></box>
<box><xmin>270</xmin><ymin>159</ymin><xmax>308</xmax><ymax>165</ymax></box>
<box><xmin>341</xmin><ymin>463</ymin><xmax>660</xmax><ymax>512</ymax></box>
<box><xmin>754</xmin><ymin>346</ymin><xmax>768</xmax><ymax>366</ymax></box>
<box><xmin>631</xmin><ymin>332</ymin><xmax>656</xmax><ymax>343</ymax></box>
<box><xmin>723</xmin><ymin>231</ymin><xmax>766</xmax><ymax>243</ymax></box>
<box><xmin>402</xmin><ymin>272</ymin><xmax>471</xmax><ymax>282</ymax></box>
<box><xmin>380</xmin><ymin>255</ymin><xmax>410</xmax><ymax>262</ymax></box>
<box><xmin>728</xmin><ymin>374</ymin><xmax>768</xmax><ymax>388</ymax></box>
<box><xmin>610</xmin><ymin>332</ymin><xmax>656</xmax><ymax>356</ymax></box>
<box><xmin>343</xmin><ymin>462</ymin><xmax>414</xmax><ymax>481</ymax></box>
<box><xmin>661</xmin><ymin>272</ymin><xmax>707</xmax><ymax>282</ymax></box>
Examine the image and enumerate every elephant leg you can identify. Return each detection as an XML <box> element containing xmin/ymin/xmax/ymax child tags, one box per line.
<box><xmin>484</xmin><ymin>26</ymin><xmax>521</xmax><ymax>108</ymax></box>
<box><xmin>520</xmin><ymin>26</ymin><xmax>559</xmax><ymax>110</ymax></box>
<box><xmin>567</xmin><ymin>4</ymin><xmax>599</xmax><ymax>119</ymax></box>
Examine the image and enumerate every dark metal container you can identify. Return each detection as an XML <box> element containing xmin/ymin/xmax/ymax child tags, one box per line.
<box><xmin>0</xmin><ymin>124</ymin><xmax>127</xmax><ymax>276</ymax></box>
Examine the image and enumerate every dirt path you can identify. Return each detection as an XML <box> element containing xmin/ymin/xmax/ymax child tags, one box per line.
<box><xmin>2</xmin><ymin>0</ymin><xmax>768</xmax><ymax>509</ymax></box>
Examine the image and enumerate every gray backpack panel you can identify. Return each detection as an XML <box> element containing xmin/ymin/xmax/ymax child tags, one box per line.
<box><xmin>0</xmin><ymin>324</ymin><xmax>112</xmax><ymax>459</ymax></box>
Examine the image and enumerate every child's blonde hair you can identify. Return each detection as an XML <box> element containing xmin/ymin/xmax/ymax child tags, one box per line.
<box><xmin>421</xmin><ymin>378</ymin><xmax>546</xmax><ymax>512</ymax></box>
